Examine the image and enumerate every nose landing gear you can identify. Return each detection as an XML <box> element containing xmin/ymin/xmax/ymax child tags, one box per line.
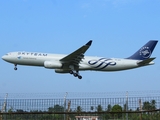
<box><xmin>14</xmin><ymin>64</ymin><xmax>17</xmax><ymax>70</ymax></box>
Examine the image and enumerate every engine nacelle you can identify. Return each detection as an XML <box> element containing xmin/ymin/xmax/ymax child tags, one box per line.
<box><xmin>55</xmin><ymin>69</ymin><xmax>70</xmax><ymax>73</ymax></box>
<box><xmin>44</xmin><ymin>61</ymin><xmax>62</xmax><ymax>69</ymax></box>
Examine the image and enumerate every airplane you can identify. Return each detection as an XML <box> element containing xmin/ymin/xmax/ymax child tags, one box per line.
<box><xmin>2</xmin><ymin>40</ymin><xmax>158</xmax><ymax>79</ymax></box>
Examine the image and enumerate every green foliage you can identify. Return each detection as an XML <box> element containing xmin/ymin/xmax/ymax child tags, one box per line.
<box><xmin>97</xmin><ymin>104</ymin><xmax>103</xmax><ymax>112</ymax></box>
<box><xmin>1</xmin><ymin>100</ymin><xmax>160</xmax><ymax>120</ymax></box>
<box><xmin>76</xmin><ymin>106</ymin><xmax>82</xmax><ymax>112</ymax></box>
<box><xmin>48</xmin><ymin>104</ymin><xmax>64</xmax><ymax>112</ymax></box>
<box><xmin>111</xmin><ymin>104</ymin><xmax>122</xmax><ymax>118</ymax></box>
<box><xmin>90</xmin><ymin>106</ymin><xmax>94</xmax><ymax>111</ymax></box>
<box><xmin>112</xmin><ymin>104</ymin><xmax>122</xmax><ymax>112</ymax></box>
<box><xmin>143</xmin><ymin>99</ymin><xmax>156</xmax><ymax>110</ymax></box>
<box><xmin>107</xmin><ymin>104</ymin><xmax>112</xmax><ymax>112</ymax></box>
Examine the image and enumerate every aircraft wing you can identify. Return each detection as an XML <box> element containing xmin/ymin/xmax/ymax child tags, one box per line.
<box><xmin>60</xmin><ymin>40</ymin><xmax>92</xmax><ymax>70</ymax></box>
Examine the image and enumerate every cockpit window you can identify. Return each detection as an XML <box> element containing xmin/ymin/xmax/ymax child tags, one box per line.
<box><xmin>5</xmin><ymin>53</ymin><xmax>11</xmax><ymax>55</ymax></box>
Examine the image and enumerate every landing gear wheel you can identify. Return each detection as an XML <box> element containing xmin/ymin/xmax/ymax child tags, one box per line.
<box><xmin>70</xmin><ymin>70</ymin><xmax>73</xmax><ymax>74</ymax></box>
<box><xmin>73</xmin><ymin>73</ymin><xmax>78</xmax><ymax>77</ymax></box>
<box><xmin>69</xmin><ymin>68</ymin><xmax>82</xmax><ymax>79</ymax></box>
<box><xmin>14</xmin><ymin>67</ymin><xmax>17</xmax><ymax>70</ymax></box>
<box><xmin>78</xmin><ymin>75</ymin><xmax>82</xmax><ymax>79</ymax></box>
<box><xmin>14</xmin><ymin>64</ymin><xmax>17</xmax><ymax>70</ymax></box>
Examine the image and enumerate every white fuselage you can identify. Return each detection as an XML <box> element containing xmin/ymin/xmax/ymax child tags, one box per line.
<box><xmin>2</xmin><ymin>52</ymin><xmax>154</xmax><ymax>72</ymax></box>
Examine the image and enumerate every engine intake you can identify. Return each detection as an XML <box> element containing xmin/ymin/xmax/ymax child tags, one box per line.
<box><xmin>44</xmin><ymin>61</ymin><xmax>62</xmax><ymax>69</ymax></box>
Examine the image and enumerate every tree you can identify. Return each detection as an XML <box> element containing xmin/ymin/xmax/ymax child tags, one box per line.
<box><xmin>48</xmin><ymin>104</ymin><xmax>64</xmax><ymax>112</ymax></box>
<box><xmin>143</xmin><ymin>101</ymin><xmax>150</xmax><ymax>110</ymax></box>
<box><xmin>97</xmin><ymin>105</ymin><xmax>103</xmax><ymax>112</ymax></box>
<box><xmin>8</xmin><ymin>106</ymin><xmax>13</xmax><ymax>113</ymax></box>
<box><xmin>112</xmin><ymin>104</ymin><xmax>122</xmax><ymax>118</ymax></box>
<box><xmin>76</xmin><ymin>106</ymin><xmax>82</xmax><ymax>112</ymax></box>
<box><xmin>47</xmin><ymin>105</ymin><xmax>64</xmax><ymax>119</ymax></box>
<box><xmin>142</xmin><ymin>100</ymin><xmax>156</xmax><ymax>110</ymax></box>
<box><xmin>123</xmin><ymin>104</ymin><xmax>127</xmax><ymax>111</ymax></box>
<box><xmin>90</xmin><ymin>106</ymin><xmax>94</xmax><ymax>111</ymax></box>
<box><xmin>107</xmin><ymin>104</ymin><xmax>112</xmax><ymax>112</ymax></box>
<box><xmin>151</xmin><ymin>100</ymin><xmax>156</xmax><ymax>110</ymax></box>
<box><xmin>104</xmin><ymin>104</ymin><xmax>112</xmax><ymax>119</ymax></box>
<box><xmin>16</xmin><ymin>109</ymin><xmax>25</xmax><ymax>113</ymax></box>
<box><xmin>112</xmin><ymin>105</ymin><xmax>122</xmax><ymax>112</ymax></box>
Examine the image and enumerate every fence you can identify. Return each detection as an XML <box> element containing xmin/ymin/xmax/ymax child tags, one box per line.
<box><xmin>0</xmin><ymin>91</ymin><xmax>160</xmax><ymax>120</ymax></box>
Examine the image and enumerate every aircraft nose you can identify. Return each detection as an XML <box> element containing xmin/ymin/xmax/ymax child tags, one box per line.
<box><xmin>2</xmin><ymin>55</ymin><xmax>7</xmax><ymax>61</ymax></box>
<box><xmin>2</xmin><ymin>55</ymin><xmax>5</xmax><ymax>60</ymax></box>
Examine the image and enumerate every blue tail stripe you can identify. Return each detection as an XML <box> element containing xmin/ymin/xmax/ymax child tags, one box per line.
<box><xmin>128</xmin><ymin>40</ymin><xmax>158</xmax><ymax>60</ymax></box>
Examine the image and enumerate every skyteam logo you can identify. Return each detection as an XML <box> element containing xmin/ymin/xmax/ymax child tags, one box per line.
<box><xmin>88</xmin><ymin>58</ymin><xmax>116</xmax><ymax>69</ymax></box>
<box><xmin>140</xmin><ymin>47</ymin><xmax>151</xmax><ymax>58</ymax></box>
<box><xmin>17</xmin><ymin>56</ymin><xmax>22</xmax><ymax>60</ymax></box>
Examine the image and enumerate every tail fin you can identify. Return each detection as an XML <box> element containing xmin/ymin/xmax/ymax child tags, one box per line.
<box><xmin>128</xmin><ymin>40</ymin><xmax>158</xmax><ymax>60</ymax></box>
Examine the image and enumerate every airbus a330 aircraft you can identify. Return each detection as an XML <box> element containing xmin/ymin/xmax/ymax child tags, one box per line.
<box><xmin>2</xmin><ymin>40</ymin><xmax>158</xmax><ymax>79</ymax></box>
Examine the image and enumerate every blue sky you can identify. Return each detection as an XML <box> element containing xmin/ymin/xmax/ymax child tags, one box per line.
<box><xmin>0</xmin><ymin>0</ymin><xmax>160</xmax><ymax>94</ymax></box>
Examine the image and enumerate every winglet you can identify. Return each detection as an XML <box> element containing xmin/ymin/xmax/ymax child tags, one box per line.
<box><xmin>86</xmin><ymin>40</ymin><xmax>92</xmax><ymax>46</ymax></box>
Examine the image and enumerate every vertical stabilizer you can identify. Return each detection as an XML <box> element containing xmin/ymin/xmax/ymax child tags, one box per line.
<box><xmin>128</xmin><ymin>40</ymin><xmax>158</xmax><ymax>60</ymax></box>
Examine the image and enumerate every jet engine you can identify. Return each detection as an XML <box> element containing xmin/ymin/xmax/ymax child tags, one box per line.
<box><xmin>55</xmin><ymin>69</ymin><xmax>70</xmax><ymax>73</ymax></box>
<box><xmin>44</xmin><ymin>61</ymin><xmax>62</xmax><ymax>69</ymax></box>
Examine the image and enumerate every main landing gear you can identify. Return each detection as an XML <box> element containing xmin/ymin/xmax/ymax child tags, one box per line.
<box><xmin>70</xmin><ymin>70</ymin><xmax>82</xmax><ymax>79</ymax></box>
<box><xmin>14</xmin><ymin>64</ymin><xmax>17</xmax><ymax>70</ymax></box>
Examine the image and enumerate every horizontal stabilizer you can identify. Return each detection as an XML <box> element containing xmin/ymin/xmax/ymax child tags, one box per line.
<box><xmin>137</xmin><ymin>57</ymin><xmax>156</xmax><ymax>65</ymax></box>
